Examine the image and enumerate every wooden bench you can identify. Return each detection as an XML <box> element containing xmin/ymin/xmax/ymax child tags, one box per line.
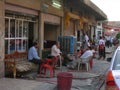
<box><xmin>4</xmin><ymin>51</ymin><xmax>35</xmax><ymax>78</ymax></box>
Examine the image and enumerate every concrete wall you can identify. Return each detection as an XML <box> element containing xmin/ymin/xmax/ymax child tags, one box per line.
<box><xmin>41</xmin><ymin>0</ymin><xmax>64</xmax><ymax>17</ymax></box>
<box><xmin>39</xmin><ymin>13</ymin><xmax>61</xmax><ymax>46</ymax></box>
<box><xmin>47</xmin><ymin>6</ymin><xmax>63</xmax><ymax>17</ymax></box>
<box><xmin>5</xmin><ymin>0</ymin><xmax>40</xmax><ymax>10</ymax></box>
<box><xmin>44</xmin><ymin>25</ymin><xmax>58</xmax><ymax>41</ymax></box>
<box><xmin>0</xmin><ymin>0</ymin><xmax>5</xmax><ymax>77</ymax></box>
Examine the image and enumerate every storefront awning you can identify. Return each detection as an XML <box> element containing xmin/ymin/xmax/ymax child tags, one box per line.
<box><xmin>103</xmin><ymin>24</ymin><xmax>120</xmax><ymax>31</ymax></box>
<box><xmin>67</xmin><ymin>12</ymin><xmax>80</xmax><ymax>20</ymax></box>
<box><xmin>64</xmin><ymin>0</ymin><xmax>107</xmax><ymax>21</ymax></box>
<box><xmin>104</xmin><ymin>32</ymin><xmax>112</xmax><ymax>36</ymax></box>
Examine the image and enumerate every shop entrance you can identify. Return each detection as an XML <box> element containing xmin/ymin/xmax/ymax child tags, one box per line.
<box><xmin>44</xmin><ymin>23</ymin><xmax>60</xmax><ymax>49</ymax></box>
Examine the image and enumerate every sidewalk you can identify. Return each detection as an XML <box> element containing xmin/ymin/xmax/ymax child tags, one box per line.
<box><xmin>0</xmin><ymin>46</ymin><xmax>115</xmax><ymax>90</ymax></box>
<box><xmin>0</xmin><ymin>78</ymin><xmax>56</xmax><ymax>90</ymax></box>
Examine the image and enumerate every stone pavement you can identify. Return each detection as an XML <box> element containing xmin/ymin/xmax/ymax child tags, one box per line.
<box><xmin>0</xmin><ymin>46</ymin><xmax>115</xmax><ymax>90</ymax></box>
<box><xmin>0</xmin><ymin>78</ymin><xmax>56</xmax><ymax>90</ymax></box>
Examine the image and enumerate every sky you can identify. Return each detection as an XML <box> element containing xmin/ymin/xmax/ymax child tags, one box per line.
<box><xmin>91</xmin><ymin>0</ymin><xmax>120</xmax><ymax>21</ymax></box>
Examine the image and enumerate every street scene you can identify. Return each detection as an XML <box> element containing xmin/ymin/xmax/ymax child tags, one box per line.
<box><xmin>0</xmin><ymin>0</ymin><xmax>120</xmax><ymax>90</ymax></box>
<box><xmin>0</xmin><ymin>46</ymin><xmax>115</xmax><ymax>90</ymax></box>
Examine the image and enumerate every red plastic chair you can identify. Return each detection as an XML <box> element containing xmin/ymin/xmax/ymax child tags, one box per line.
<box><xmin>39</xmin><ymin>57</ymin><xmax>57</xmax><ymax>77</ymax></box>
<box><xmin>89</xmin><ymin>58</ymin><xmax>93</xmax><ymax>69</ymax></box>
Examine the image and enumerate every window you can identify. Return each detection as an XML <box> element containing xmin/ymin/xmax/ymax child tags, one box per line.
<box><xmin>5</xmin><ymin>17</ymin><xmax>30</xmax><ymax>54</ymax></box>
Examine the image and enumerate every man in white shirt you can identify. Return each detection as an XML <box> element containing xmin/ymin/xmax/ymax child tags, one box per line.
<box><xmin>84</xmin><ymin>33</ymin><xmax>89</xmax><ymax>49</ymax></box>
<box><xmin>84</xmin><ymin>33</ymin><xmax>89</xmax><ymax>43</ymax></box>
<box><xmin>67</xmin><ymin>46</ymin><xmax>93</xmax><ymax>69</ymax></box>
<box><xmin>106</xmin><ymin>35</ymin><xmax>111</xmax><ymax>48</ymax></box>
<box><xmin>51</xmin><ymin>41</ymin><xmax>61</xmax><ymax>57</ymax></box>
<box><xmin>80</xmin><ymin>46</ymin><xmax>93</xmax><ymax>59</ymax></box>
<box><xmin>51</xmin><ymin>41</ymin><xmax>62</xmax><ymax>67</ymax></box>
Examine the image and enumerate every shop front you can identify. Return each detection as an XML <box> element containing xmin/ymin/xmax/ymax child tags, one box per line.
<box><xmin>40</xmin><ymin>13</ymin><xmax>62</xmax><ymax>58</ymax></box>
<box><xmin>64</xmin><ymin>12</ymin><xmax>79</xmax><ymax>37</ymax></box>
<box><xmin>5</xmin><ymin>4</ymin><xmax>39</xmax><ymax>54</ymax></box>
<box><xmin>40</xmin><ymin>13</ymin><xmax>61</xmax><ymax>49</ymax></box>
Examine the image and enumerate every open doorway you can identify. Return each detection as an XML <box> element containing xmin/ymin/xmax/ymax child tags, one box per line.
<box><xmin>44</xmin><ymin>23</ymin><xmax>60</xmax><ymax>49</ymax></box>
<box><xmin>28</xmin><ymin>22</ymin><xmax>34</xmax><ymax>49</ymax></box>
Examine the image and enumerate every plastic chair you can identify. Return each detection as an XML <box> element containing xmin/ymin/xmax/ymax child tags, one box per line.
<box><xmin>39</xmin><ymin>57</ymin><xmax>57</xmax><ymax>77</ymax></box>
<box><xmin>89</xmin><ymin>58</ymin><xmax>93</xmax><ymax>69</ymax></box>
<box><xmin>48</xmin><ymin>55</ymin><xmax>62</xmax><ymax>71</ymax></box>
<box><xmin>77</xmin><ymin>56</ymin><xmax>92</xmax><ymax>71</ymax></box>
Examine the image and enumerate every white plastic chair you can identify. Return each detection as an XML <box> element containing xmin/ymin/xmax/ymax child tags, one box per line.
<box><xmin>77</xmin><ymin>56</ymin><xmax>92</xmax><ymax>71</ymax></box>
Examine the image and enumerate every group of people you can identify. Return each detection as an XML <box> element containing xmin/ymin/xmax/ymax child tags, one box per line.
<box><xmin>28</xmin><ymin>41</ymin><xmax>61</xmax><ymax>74</ymax></box>
<box><xmin>83</xmin><ymin>33</ymin><xmax>106</xmax><ymax>59</ymax></box>
<box><xmin>82</xmin><ymin>33</ymin><xmax>117</xmax><ymax>60</ymax></box>
<box><xmin>27</xmin><ymin>33</ymin><xmax>117</xmax><ymax>74</ymax></box>
<box><xmin>28</xmin><ymin>40</ymin><xmax>94</xmax><ymax>74</ymax></box>
<box><xmin>27</xmin><ymin>34</ymin><xmax>102</xmax><ymax>74</ymax></box>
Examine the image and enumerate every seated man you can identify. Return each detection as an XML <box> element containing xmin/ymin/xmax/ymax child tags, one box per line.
<box><xmin>80</xmin><ymin>46</ymin><xmax>93</xmax><ymax>59</ymax></box>
<box><xmin>75</xmin><ymin>46</ymin><xmax>85</xmax><ymax>59</ymax></box>
<box><xmin>51</xmin><ymin>41</ymin><xmax>62</xmax><ymax>66</ymax></box>
<box><xmin>28</xmin><ymin>42</ymin><xmax>42</xmax><ymax>74</ymax></box>
<box><xmin>67</xmin><ymin>46</ymin><xmax>93</xmax><ymax>69</ymax></box>
<box><xmin>51</xmin><ymin>41</ymin><xmax>61</xmax><ymax>57</ymax></box>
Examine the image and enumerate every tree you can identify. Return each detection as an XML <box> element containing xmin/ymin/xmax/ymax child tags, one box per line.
<box><xmin>116</xmin><ymin>32</ymin><xmax>120</xmax><ymax>39</ymax></box>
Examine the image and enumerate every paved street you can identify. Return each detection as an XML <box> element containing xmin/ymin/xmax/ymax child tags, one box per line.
<box><xmin>0</xmin><ymin>46</ymin><xmax>115</xmax><ymax>90</ymax></box>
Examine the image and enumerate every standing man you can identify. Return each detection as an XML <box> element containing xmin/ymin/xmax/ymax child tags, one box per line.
<box><xmin>84</xmin><ymin>33</ymin><xmax>89</xmax><ymax>49</ymax></box>
<box><xmin>106</xmin><ymin>35</ymin><xmax>111</xmax><ymax>48</ymax></box>
<box><xmin>98</xmin><ymin>36</ymin><xmax>106</xmax><ymax>59</ymax></box>
<box><xmin>28</xmin><ymin>42</ymin><xmax>42</xmax><ymax>74</ymax></box>
<box><xmin>84</xmin><ymin>33</ymin><xmax>89</xmax><ymax>43</ymax></box>
<box><xmin>92</xmin><ymin>35</ymin><xmax>97</xmax><ymax>50</ymax></box>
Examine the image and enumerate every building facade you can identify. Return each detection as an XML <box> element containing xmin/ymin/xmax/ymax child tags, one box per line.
<box><xmin>63</xmin><ymin>0</ymin><xmax>107</xmax><ymax>42</ymax></box>
<box><xmin>0</xmin><ymin>0</ymin><xmax>107</xmax><ymax>77</ymax></box>
<box><xmin>96</xmin><ymin>21</ymin><xmax>104</xmax><ymax>40</ymax></box>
